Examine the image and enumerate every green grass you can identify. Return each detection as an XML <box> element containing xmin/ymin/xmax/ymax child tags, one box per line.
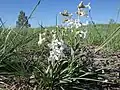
<box><xmin>0</xmin><ymin>24</ymin><xmax>120</xmax><ymax>90</ymax></box>
<box><xmin>45</xmin><ymin>24</ymin><xmax>120</xmax><ymax>51</ymax></box>
<box><xmin>87</xmin><ymin>24</ymin><xmax>120</xmax><ymax>51</ymax></box>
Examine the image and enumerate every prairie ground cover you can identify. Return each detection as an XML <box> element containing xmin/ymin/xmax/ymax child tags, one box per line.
<box><xmin>0</xmin><ymin>0</ymin><xmax>120</xmax><ymax>90</ymax></box>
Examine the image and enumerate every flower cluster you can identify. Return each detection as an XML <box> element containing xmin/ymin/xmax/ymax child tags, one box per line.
<box><xmin>37</xmin><ymin>1</ymin><xmax>91</xmax><ymax>63</ymax></box>
<box><xmin>48</xmin><ymin>39</ymin><xmax>65</xmax><ymax>65</ymax></box>
<box><xmin>77</xmin><ymin>1</ymin><xmax>91</xmax><ymax>17</ymax></box>
<box><xmin>60</xmin><ymin>1</ymin><xmax>91</xmax><ymax>39</ymax></box>
<box><xmin>60</xmin><ymin>10</ymin><xmax>72</xmax><ymax>18</ymax></box>
<box><xmin>47</xmin><ymin>37</ymin><xmax>74</xmax><ymax>65</ymax></box>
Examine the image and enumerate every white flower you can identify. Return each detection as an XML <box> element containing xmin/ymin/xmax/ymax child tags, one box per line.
<box><xmin>74</xmin><ymin>20</ymin><xmax>82</xmax><ymax>28</ymax></box>
<box><xmin>77</xmin><ymin>1</ymin><xmax>91</xmax><ymax>18</ymax></box>
<box><xmin>78</xmin><ymin>1</ymin><xmax>86</xmax><ymax>9</ymax></box>
<box><xmin>30</xmin><ymin>75</ymin><xmax>35</xmax><ymax>79</ymax></box>
<box><xmin>38</xmin><ymin>33</ymin><xmax>45</xmax><ymax>46</ymax></box>
<box><xmin>79</xmin><ymin>34</ymin><xmax>82</xmax><ymax>37</ymax></box>
<box><xmin>53</xmin><ymin>34</ymin><xmax>56</xmax><ymax>40</ymax></box>
<box><xmin>78</xmin><ymin>1</ymin><xmax>91</xmax><ymax>10</ymax></box>
<box><xmin>76</xmin><ymin>9</ymin><xmax>88</xmax><ymax>17</ymax></box>
<box><xmin>76</xmin><ymin>31</ymin><xmax>80</xmax><ymax>36</ymax></box>
<box><xmin>60</xmin><ymin>10</ymin><xmax>71</xmax><ymax>17</ymax></box>
<box><xmin>76</xmin><ymin>23</ymin><xmax>82</xmax><ymax>28</ymax></box>
<box><xmin>62</xmin><ymin>18</ymin><xmax>69</xmax><ymax>23</ymax></box>
<box><xmin>56</xmin><ymin>49</ymin><xmax>61</xmax><ymax>53</ymax></box>
<box><xmin>57</xmin><ymin>41</ymin><xmax>62</xmax><ymax>46</ymax></box>
<box><xmin>51</xmin><ymin>29</ymin><xmax>56</xmax><ymax>34</ymax></box>
<box><xmin>49</xmin><ymin>54</ymin><xmax>59</xmax><ymax>61</ymax></box>
<box><xmin>85</xmin><ymin>3</ymin><xmax>91</xmax><ymax>10</ymax></box>
<box><xmin>50</xmin><ymin>51</ymin><xmax>54</xmax><ymax>55</ymax></box>
<box><xmin>48</xmin><ymin>38</ymin><xmax>66</xmax><ymax>64</ymax></box>
<box><xmin>60</xmin><ymin>47</ymin><xmax>64</xmax><ymax>52</ymax></box>
<box><xmin>54</xmin><ymin>39</ymin><xmax>59</xmax><ymax>43</ymax></box>
<box><xmin>54</xmin><ymin>55</ymin><xmax>59</xmax><ymax>60</ymax></box>
<box><xmin>80</xmin><ymin>30</ymin><xmax>87</xmax><ymax>38</ymax></box>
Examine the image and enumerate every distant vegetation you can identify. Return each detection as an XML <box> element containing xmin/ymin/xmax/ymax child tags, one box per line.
<box><xmin>16</xmin><ymin>10</ymin><xmax>31</xmax><ymax>28</ymax></box>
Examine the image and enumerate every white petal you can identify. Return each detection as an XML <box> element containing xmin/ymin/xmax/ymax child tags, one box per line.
<box><xmin>79</xmin><ymin>34</ymin><xmax>82</xmax><ymax>37</ymax></box>
<box><xmin>54</xmin><ymin>55</ymin><xmax>59</xmax><ymax>60</ymax></box>
<box><xmin>85</xmin><ymin>3</ymin><xmax>91</xmax><ymax>10</ymax></box>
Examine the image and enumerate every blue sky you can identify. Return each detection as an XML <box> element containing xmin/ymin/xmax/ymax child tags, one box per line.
<box><xmin>0</xmin><ymin>0</ymin><xmax>120</xmax><ymax>27</ymax></box>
